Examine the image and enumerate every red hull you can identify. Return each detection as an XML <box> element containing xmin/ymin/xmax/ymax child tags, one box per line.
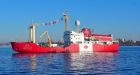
<box><xmin>11</xmin><ymin>42</ymin><xmax>65</xmax><ymax>53</ymax></box>
<box><xmin>93</xmin><ymin>43</ymin><xmax>119</xmax><ymax>52</ymax></box>
<box><xmin>11</xmin><ymin>42</ymin><xmax>119</xmax><ymax>53</ymax></box>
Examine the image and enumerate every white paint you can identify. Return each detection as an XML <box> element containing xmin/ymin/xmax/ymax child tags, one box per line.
<box><xmin>75</xmin><ymin>20</ymin><xmax>80</xmax><ymax>26</ymax></box>
<box><xmin>29</xmin><ymin>25</ymin><xmax>36</xmax><ymax>43</ymax></box>
<box><xmin>32</xmin><ymin>25</ymin><xmax>36</xmax><ymax>43</ymax></box>
<box><xmin>79</xmin><ymin>43</ymin><xmax>93</xmax><ymax>52</ymax></box>
<box><xmin>64</xmin><ymin>31</ymin><xmax>84</xmax><ymax>45</ymax></box>
<box><xmin>51</xmin><ymin>44</ymin><xmax>58</xmax><ymax>47</ymax></box>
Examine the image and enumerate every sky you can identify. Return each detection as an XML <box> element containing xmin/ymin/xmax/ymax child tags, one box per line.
<box><xmin>0</xmin><ymin>0</ymin><xmax>140</xmax><ymax>42</ymax></box>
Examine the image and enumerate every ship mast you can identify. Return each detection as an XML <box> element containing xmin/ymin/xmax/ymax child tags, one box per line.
<box><xmin>75</xmin><ymin>20</ymin><xmax>80</xmax><ymax>32</ymax></box>
<box><xmin>63</xmin><ymin>13</ymin><xmax>69</xmax><ymax>31</ymax></box>
<box><xmin>29</xmin><ymin>23</ymin><xmax>36</xmax><ymax>43</ymax></box>
<box><xmin>29</xmin><ymin>13</ymin><xmax>65</xmax><ymax>43</ymax></box>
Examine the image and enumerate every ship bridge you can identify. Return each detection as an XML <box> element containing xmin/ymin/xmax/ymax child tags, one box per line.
<box><xmin>63</xmin><ymin>31</ymin><xmax>84</xmax><ymax>46</ymax></box>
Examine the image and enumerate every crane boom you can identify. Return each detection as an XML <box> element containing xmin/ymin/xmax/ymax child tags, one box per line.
<box><xmin>29</xmin><ymin>14</ymin><xmax>64</xmax><ymax>44</ymax></box>
<box><xmin>40</xmin><ymin>31</ymin><xmax>52</xmax><ymax>47</ymax></box>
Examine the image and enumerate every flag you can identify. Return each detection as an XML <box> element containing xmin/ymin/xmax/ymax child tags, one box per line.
<box><xmin>45</xmin><ymin>17</ymin><xmax>63</xmax><ymax>26</ymax></box>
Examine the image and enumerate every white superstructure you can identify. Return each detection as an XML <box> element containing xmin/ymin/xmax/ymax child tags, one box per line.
<box><xmin>64</xmin><ymin>31</ymin><xmax>84</xmax><ymax>46</ymax></box>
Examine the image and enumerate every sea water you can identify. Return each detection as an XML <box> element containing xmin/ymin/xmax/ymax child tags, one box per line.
<box><xmin>0</xmin><ymin>46</ymin><xmax>140</xmax><ymax>75</ymax></box>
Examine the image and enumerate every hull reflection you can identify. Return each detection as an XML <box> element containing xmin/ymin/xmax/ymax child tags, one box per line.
<box><xmin>64</xmin><ymin>52</ymin><xmax>118</xmax><ymax>74</ymax></box>
<box><xmin>12</xmin><ymin>53</ymin><xmax>65</xmax><ymax>74</ymax></box>
<box><xmin>12</xmin><ymin>52</ymin><xmax>118</xmax><ymax>74</ymax></box>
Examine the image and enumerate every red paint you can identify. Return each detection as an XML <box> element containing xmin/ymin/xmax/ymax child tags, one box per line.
<box><xmin>65</xmin><ymin>43</ymin><xmax>79</xmax><ymax>52</ymax></box>
<box><xmin>92</xmin><ymin>34</ymin><xmax>112</xmax><ymax>41</ymax></box>
<box><xmin>93</xmin><ymin>43</ymin><xmax>119</xmax><ymax>52</ymax></box>
<box><xmin>84</xmin><ymin>45</ymin><xmax>88</xmax><ymax>49</ymax></box>
<box><xmin>11</xmin><ymin>42</ymin><xmax>119</xmax><ymax>53</ymax></box>
<box><xmin>11</xmin><ymin>42</ymin><xmax>65</xmax><ymax>53</ymax></box>
<box><xmin>81</xmin><ymin>28</ymin><xmax>92</xmax><ymax>37</ymax></box>
<box><xmin>81</xmin><ymin>28</ymin><xmax>112</xmax><ymax>41</ymax></box>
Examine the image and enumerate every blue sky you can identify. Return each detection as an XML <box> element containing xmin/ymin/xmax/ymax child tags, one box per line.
<box><xmin>0</xmin><ymin>0</ymin><xmax>140</xmax><ymax>42</ymax></box>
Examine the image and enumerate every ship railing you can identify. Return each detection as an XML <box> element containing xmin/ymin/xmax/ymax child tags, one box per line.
<box><xmin>93</xmin><ymin>41</ymin><xmax>117</xmax><ymax>45</ymax></box>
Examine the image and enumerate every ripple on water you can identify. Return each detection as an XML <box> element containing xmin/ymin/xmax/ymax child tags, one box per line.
<box><xmin>0</xmin><ymin>47</ymin><xmax>140</xmax><ymax>74</ymax></box>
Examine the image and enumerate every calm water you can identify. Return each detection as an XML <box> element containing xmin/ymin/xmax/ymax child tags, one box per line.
<box><xmin>0</xmin><ymin>46</ymin><xmax>140</xmax><ymax>75</ymax></box>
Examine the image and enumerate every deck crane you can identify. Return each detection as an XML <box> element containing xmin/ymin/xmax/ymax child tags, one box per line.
<box><xmin>29</xmin><ymin>13</ymin><xmax>68</xmax><ymax>43</ymax></box>
<box><xmin>29</xmin><ymin>23</ymin><xmax>45</xmax><ymax>43</ymax></box>
<box><xmin>40</xmin><ymin>31</ymin><xmax>52</xmax><ymax>47</ymax></box>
